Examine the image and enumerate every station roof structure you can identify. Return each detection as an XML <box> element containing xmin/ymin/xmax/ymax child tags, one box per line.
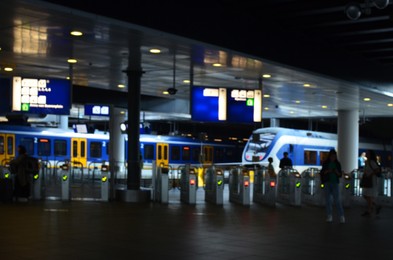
<box><xmin>1</xmin><ymin>0</ymin><xmax>393</xmax><ymax>128</ymax></box>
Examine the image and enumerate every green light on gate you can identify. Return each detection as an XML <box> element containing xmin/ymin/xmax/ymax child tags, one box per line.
<box><xmin>102</xmin><ymin>176</ymin><xmax>107</xmax><ymax>182</ymax></box>
<box><xmin>33</xmin><ymin>174</ymin><xmax>39</xmax><ymax>180</ymax></box>
<box><xmin>345</xmin><ymin>183</ymin><xmax>350</xmax><ymax>189</ymax></box>
<box><xmin>21</xmin><ymin>103</ymin><xmax>30</xmax><ymax>111</ymax></box>
<box><xmin>246</xmin><ymin>99</ymin><xmax>254</xmax><ymax>106</ymax></box>
<box><xmin>296</xmin><ymin>182</ymin><xmax>301</xmax><ymax>188</ymax></box>
<box><xmin>4</xmin><ymin>173</ymin><xmax>10</xmax><ymax>179</ymax></box>
<box><xmin>217</xmin><ymin>179</ymin><xmax>223</xmax><ymax>186</ymax></box>
<box><xmin>62</xmin><ymin>175</ymin><xmax>68</xmax><ymax>181</ymax></box>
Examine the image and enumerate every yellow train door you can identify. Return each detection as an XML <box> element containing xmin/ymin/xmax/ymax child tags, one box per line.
<box><xmin>156</xmin><ymin>143</ymin><xmax>169</xmax><ymax>167</ymax></box>
<box><xmin>71</xmin><ymin>138</ymin><xmax>87</xmax><ymax>167</ymax></box>
<box><xmin>0</xmin><ymin>134</ymin><xmax>15</xmax><ymax>166</ymax></box>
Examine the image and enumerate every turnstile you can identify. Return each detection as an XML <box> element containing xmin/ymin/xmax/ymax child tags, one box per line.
<box><xmin>253</xmin><ymin>165</ymin><xmax>276</xmax><ymax>207</ymax></box>
<box><xmin>204</xmin><ymin>166</ymin><xmax>224</xmax><ymax>205</ymax></box>
<box><xmin>228</xmin><ymin>167</ymin><xmax>250</xmax><ymax>206</ymax></box>
<box><xmin>277</xmin><ymin>168</ymin><xmax>302</xmax><ymax>206</ymax></box>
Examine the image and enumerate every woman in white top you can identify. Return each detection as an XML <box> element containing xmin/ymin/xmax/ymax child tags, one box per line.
<box><xmin>361</xmin><ymin>149</ymin><xmax>382</xmax><ymax>216</ymax></box>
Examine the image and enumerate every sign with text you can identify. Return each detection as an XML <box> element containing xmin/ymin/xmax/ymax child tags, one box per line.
<box><xmin>12</xmin><ymin>76</ymin><xmax>71</xmax><ymax>115</ymax></box>
<box><xmin>84</xmin><ymin>104</ymin><xmax>110</xmax><ymax>116</ymax></box>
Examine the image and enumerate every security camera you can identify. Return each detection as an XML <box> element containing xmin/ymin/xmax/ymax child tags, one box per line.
<box><xmin>167</xmin><ymin>87</ymin><xmax>177</xmax><ymax>95</ymax></box>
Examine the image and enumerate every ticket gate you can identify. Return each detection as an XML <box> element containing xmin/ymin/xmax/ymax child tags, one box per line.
<box><xmin>204</xmin><ymin>166</ymin><xmax>224</xmax><ymax>205</ymax></box>
<box><xmin>100</xmin><ymin>164</ymin><xmax>110</xmax><ymax>201</ymax></box>
<box><xmin>341</xmin><ymin>173</ymin><xmax>352</xmax><ymax>208</ymax></box>
<box><xmin>301</xmin><ymin>168</ymin><xmax>324</xmax><ymax>207</ymax></box>
<box><xmin>152</xmin><ymin>161</ymin><xmax>169</xmax><ymax>203</ymax></box>
<box><xmin>253</xmin><ymin>166</ymin><xmax>276</xmax><ymax>207</ymax></box>
<box><xmin>277</xmin><ymin>168</ymin><xmax>302</xmax><ymax>207</ymax></box>
<box><xmin>179</xmin><ymin>164</ymin><xmax>197</xmax><ymax>205</ymax></box>
<box><xmin>228</xmin><ymin>167</ymin><xmax>250</xmax><ymax>206</ymax></box>
<box><xmin>61</xmin><ymin>163</ymin><xmax>70</xmax><ymax>201</ymax></box>
<box><xmin>31</xmin><ymin>162</ymin><xmax>43</xmax><ymax>200</ymax></box>
<box><xmin>376</xmin><ymin>171</ymin><xmax>393</xmax><ymax>206</ymax></box>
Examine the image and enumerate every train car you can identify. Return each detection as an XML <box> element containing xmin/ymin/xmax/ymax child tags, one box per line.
<box><xmin>0</xmin><ymin>124</ymin><xmax>244</xmax><ymax>185</ymax></box>
<box><xmin>242</xmin><ymin>127</ymin><xmax>392</xmax><ymax>173</ymax></box>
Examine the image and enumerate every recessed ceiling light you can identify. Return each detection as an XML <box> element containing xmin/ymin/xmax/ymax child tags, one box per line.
<box><xmin>212</xmin><ymin>63</ymin><xmax>222</xmax><ymax>67</ymax></box>
<box><xmin>163</xmin><ymin>90</ymin><xmax>169</xmax><ymax>95</ymax></box>
<box><xmin>321</xmin><ymin>105</ymin><xmax>328</xmax><ymax>109</ymax></box>
<box><xmin>149</xmin><ymin>48</ymin><xmax>161</xmax><ymax>54</ymax></box>
<box><xmin>263</xmin><ymin>94</ymin><xmax>270</xmax><ymax>98</ymax></box>
<box><xmin>262</xmin><ymin>74</ymin><xmax>271</xmax><ymax>78</ymax></box>
<box><xmin>264</xmin><ymin>107</ymin><xmax>269</xmax><ymax>110</ymax></box>
<box><xmin>70</xmin><ymin>31</ymin><xmax>83</xmax><ymax>36</ymax></box>
<box><xmin>363</xmin><ymin>97</ymin><xmax>371</xmax><ymax>101</ymax></box>
<box><xmin>295</xmin><ymin>100</ymin><xmax>301</xmax><ymax>104</ymax></box>
<box><xmin>303</xmin><ymin>83</ymin><xmax>311</xmax><ymax>87</ymax></box>
<box><xmin>67</xmin><ymin>58</ymin><xmax>77</xmax><ymax>64</ymax></box>
<box><xmin>387</xmin><ymin>103</ymin><xmax>393</xmax><ymax>107</ymax></box>
<box><xmin>183</xmin><ymin>79</ymin><xmax>190</xmax><ymax>84</ymax></box>
<box><xmin>4</xmin><ymin>67</ymin><xmax>13</xmax><ymax>72</ymax></box>
<box><xmin>118</xmin><ymin>84</ymin><xmax>125</xmax><ymax>88</ymax></box>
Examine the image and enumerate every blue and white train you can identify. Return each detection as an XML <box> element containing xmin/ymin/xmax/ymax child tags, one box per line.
<box><xmin>242</xmin><ymin>127</ymin><xmax>392</xmax><ymax>173</ymax></box>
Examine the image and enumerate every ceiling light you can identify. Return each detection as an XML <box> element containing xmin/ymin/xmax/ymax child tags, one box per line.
<box><xmin>388</xmin><ymin>103</ymin><xmax>393</xmax><ymax>107</ymax></box>
<box><xmin>183</xmin><ymin>79</ymin><xmax>190</xmax><ymax>84</ymax></box>
<box><xmin>263</xmin><ymin>94</ymin><xmax>270</xmax><ymax>98</ymax></box>
<box><xmin>4</xmin><ymin>67</ymin><xmax>13</xmax><ymax>72</ymax></box>
<box><xmin>149</xmin><ymin>48</ymin><xmax>161</xmax><ymax>54</ymax></box>
<box><xmin>345</xmin><ymin>2</ymin><xmax>362</xmax><ymax>20</ymax></box>
<box><xmin>70</xmin><ymin>31</ymin><xmax>83</xmax><ymax>36</ymax></box>
<box><xmin>303</xmin><ymin>83</ymin><xmax>311</xmax><ymax>87</ymax></box>
<box><xmin>322</xmin><ymin>105</ymin><xmax>328</xmax><ymax>109</ymax></box>
<box><xmin>262</xmin><ymin>74</ymin><xmax>271</xmax><ymax>78</ymax></box>
<box><xmin>373</xmin><ymin>0</ymin><xmax>389</xmax><ymax>9</ymax></box>
<box><xmin>295</xmin><ymin>100</ymin><xmax>301</xmax><ymax>103</ymax></box>
<box><xmin>67</xmin><ymin>58</ymin><xmax>77</xmax><ymax>64</ymax></box>
<box><xmin>212</xmin><ymin>63</ymin><xmax>222</xmax><ymax>67</ymax></box>
<box><xmin>363</xmin><ymin>97</ymin><xmax>371</xmax><ymax>101</ymax></box>
<box><xmin>118</xmin><ymin>84</ymin><xmax>125</xmax><ymax>88</ymax></box>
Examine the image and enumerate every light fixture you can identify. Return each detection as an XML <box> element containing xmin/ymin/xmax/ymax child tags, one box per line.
<box><xmin>345</xmin><ymin>0</ymin><xmax>390</xmax><ymax>20</ymax></box>
<box><xmin>149</xmin><ymin>48</ymin><xmax>161</xmax><ymax>54</ymax></box>
<box><xmin>67</xmin><ymin>58</ymin><xmax>77</xmax><ymax>64</ymax></box>
<box><xmin>262</xmin><ymin>74</ymin><xmax>271</xmax><ymax>78</ymax></box>
<box><xmin>3</xmin><ymin>67</ymin><xmax>13</xmax><ymax>72</ymax></box>
<box><xmin>70</xmin><ymin>31</ymin><xmax>83</xmax><ymax>36</ymax></box>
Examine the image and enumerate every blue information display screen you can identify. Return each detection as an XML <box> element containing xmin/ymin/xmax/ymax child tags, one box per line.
<box><xmin>191</xmin><ymin>86</ymin><xmax>262</xmax><ymax>123</ymax></box>
<box><xmin>84</xmin><ymin>104</ymin><xmax>110</xmax><ymax>116</ymax></box>
<box><xmin>12</xmin><ymin>76</ymin><xmax>71</xmax><ymax>115</ymax></box>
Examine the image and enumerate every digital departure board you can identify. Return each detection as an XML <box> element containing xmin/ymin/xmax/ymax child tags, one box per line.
<box><xmin>12</xmin><ymin>76</ymin><xmax>71</xmax><ymax>115</ymax></box>
<box><xmin>191</xmin><ymin>86</ymin><xmax>262</xmax><ymax>123</ymax></box>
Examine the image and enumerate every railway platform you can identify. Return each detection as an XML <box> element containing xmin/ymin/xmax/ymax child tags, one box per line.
<box><xmin>1</xmin><ymin>187</ymin><xmax>392</xmax><ymax>260</ymax></box>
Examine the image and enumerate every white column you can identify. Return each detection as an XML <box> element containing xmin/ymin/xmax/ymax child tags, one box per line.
<box><xmin>109</xmin><ymin>107</ymin><xmax>126</xmax><ymax>176</ymax></box>
<box><xmin>270</xmin><ymin>118</ymin><xmax>280</xmax><ymax>127</ymax></box>
<box><xmin>59</xmin><ymin>115</ymin><xmax>68</xmax><ymax>130</ymax></box>
<box><xmin>337</xmin><ymin>110</ymin><xmax>359</xmax><ymax>173</ymax></box>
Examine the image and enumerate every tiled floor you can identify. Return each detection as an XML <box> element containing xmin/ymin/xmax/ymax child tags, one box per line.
<box><xmin>1</xmin><ymin>187</ymin><xmax>392</xmax><ymax>260</ymax></box>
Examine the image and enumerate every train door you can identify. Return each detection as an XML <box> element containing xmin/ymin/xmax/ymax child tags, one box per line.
<box><xmin>71</xmin><ymin>138</ymin><xmax>87</xmax><ymax>167</ymax></box>
<box><xmin>156</xmin><ymin>143</ymin><xmax>169</xmax><ymax>167</ymax></box>
<box><xmin>201</xmin><ymin>145</ymin><xmax>213</xmax><ymax>165</ymax></box>
<box><xmin>0</xmin><ymin>134</ymin><xmax>15</xmax><ymax>165</ymax></box>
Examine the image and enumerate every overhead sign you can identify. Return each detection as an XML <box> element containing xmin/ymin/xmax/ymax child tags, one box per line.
<box><xmin>84</xmin><ymin>104</ymin><xmax>110</xmax><ymax>116</ymax></box>
<box><xmin>12</xmin><ymin>76</ymin><xmax>71</xmax><ymax>115</ymax></box>
<box><xmin>191</xmin><ymin>86</ymin><xmax>262</xmax><ymax>123</ymax></box>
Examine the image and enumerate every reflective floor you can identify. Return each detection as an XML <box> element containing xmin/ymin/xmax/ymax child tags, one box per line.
<box><xmin>1</xmin><ymin>187</ymin><xmax>392</xmax><ymax>260</ymax></box>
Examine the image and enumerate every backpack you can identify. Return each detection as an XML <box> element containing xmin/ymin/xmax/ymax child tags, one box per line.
<box><xmin>25</xmin><ymin>156</ymin><xmax>40</xmax><ymax>175</ymax></box>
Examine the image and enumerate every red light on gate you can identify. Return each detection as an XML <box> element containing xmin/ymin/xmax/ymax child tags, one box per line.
<box><xmin>190</xmin><ymin>179</ymin><xmax>196</xmax><ymax>185</ymax></box>
<box><xmin>244</xmin><ymin>180</ymin><xmax>249</xmax><ymax>187</ymax></box>
<box><xmin>270</xmin><ymin>181</ymin><xmax>276</xmax><ymax>187</ymax></box>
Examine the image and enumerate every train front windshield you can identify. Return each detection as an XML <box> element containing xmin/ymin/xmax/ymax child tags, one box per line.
<box><xmin>244</xmin><ymin>132</ymin><xmax>276</xmax><ymax>162</ymax></box>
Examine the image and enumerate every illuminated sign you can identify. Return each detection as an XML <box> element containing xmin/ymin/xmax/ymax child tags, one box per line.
<box><xmin>84</xmin><ymin>104</ymin><xmax>110</xmax><ymax>116</ymax></box>
<box><xmin>191</xmin><ymin>86</ymin><xmax>262</xmax><ymax>123</ymax></box>
<box><xmin>12</xmin><ymin>76</ymin><xmax>71</xmax><ymax>115</ymax></box>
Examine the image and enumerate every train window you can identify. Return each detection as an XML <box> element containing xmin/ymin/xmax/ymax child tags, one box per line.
<box><xmin>163</xmin><ymin>145</ymin><xmax>168</xmax><ymax>160</ymax></box>
<box><xmin>38</xmin><ymin>139</ymin><xmax>51</xmax><ymax>156</ymax></box>
<box><xmin>158</xmin><ymin>145</ymin><xmax>162</xmax><ymax>160</ymax></box>
<box><xmin>182</xmin><ymin>146</ymin><xmax>190</xmax><ymax>161</ymax></box>
<box><xmin>0</xmin><ymin>136</ymin><xmax>4</xmax><ymax>154</ymax></box>
<box><xmin>20</xmin><ymin>137</ymin><xmax>34</xmax><ymax>155</ymax></box>
<box><xmin>304</xmin><ymin>150</ymin><xmax>317</xmax><ymax>165</ymax></box>
<box><xmin>54</xmin><ymin>140</ymin><xmax>67</xmax><ymax>156</ymax></box>
<box><xmin>90</xmin><ymin>141</ymin><xmax>102</xmax><ymax>158</ymax></box>
<box><xmin>320</xmin><ymin>151</ymin><xmax>330</xmax><ymax>165</ymax></box>
<box><xmin>7</xmin><ymin>136</ymin><xmax>13</xmax><ymax>155</ymax></box>
<box><xmin>81</xmin><ymin>141</ymin><xmax>86</xmax><ymax>157</ymax></box>
<box><xmin>144</xmin><ymin>144</ymin><xmax>154</xmax><ymax>160</ymax></box>
<box><xmin>72</xmin><ymin>140</ymin><xmax>78</xmax><ymax>157</ymax></box>
<box><xmin>192</xmin><ymin>147</ymin><xmax>200</xmax><ymax>162</ymax></box>
<box><xmin>171</xmin><ymin>146</ymin><xmax>180</xmax><ymax>161</ymax></box>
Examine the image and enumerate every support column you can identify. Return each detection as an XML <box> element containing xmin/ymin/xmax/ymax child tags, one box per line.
<box><xmin>59</xmin><ymin>115</ymin><xmax>68</xmax><ymax>130</ymax></box>
<box><xmin>337</xmin><ymin>110</ymin><xmax>359</xmax><ymax>173</ymax></box>
<box><xmin>270</xmin><ymin>118</ymin><xmax>280</xmax><ymax>127</ymax></box>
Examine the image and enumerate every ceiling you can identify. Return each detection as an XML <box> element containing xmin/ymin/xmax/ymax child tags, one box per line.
<box><xmin>1</xmin><ymin>0</ymin><xmax>393</xmax><ymax>124</ymax></box>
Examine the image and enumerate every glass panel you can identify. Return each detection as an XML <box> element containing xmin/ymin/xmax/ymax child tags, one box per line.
<box><xmin>38</xmin><ymin>139</ymin><xmax>51</xmax><ymax>156</ymax></box>
<box><xmin>0</xmin><ymin>136</ymin><xmax>5</xmax><ymax>155</ymax></box>
<box><xmin>54</xmin><ymin>140</ymin><xmax>67</xmax><ymax>156</ymax></box>
<box><xmin>20</xmin><ymin>137</ymin><xmax>34</xmax><ymax>155</ymax></box>
<box><xmin>7</xmin><ymin>136</ymin><xmax>14</xmax><ymax>155</ymax></box>
<box><xmin>73</xmin><ymin>140</ymin><xmax>78</xmax><ymax>157</ymax></box>
<box><xmin>90</xmin><ymin>141</ymin><xmax>102</xmax><ymax>158</ymax></box>
<box><xmin>171</xmin><ymin>146</ymin><xmax>180</xmax><ymax>160</ymax></box>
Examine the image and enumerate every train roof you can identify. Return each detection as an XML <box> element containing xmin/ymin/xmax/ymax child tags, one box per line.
<box><xmin>252</xmin><ymin>127</ymin><xmax>338</xmax><ymax>140</ymax></box>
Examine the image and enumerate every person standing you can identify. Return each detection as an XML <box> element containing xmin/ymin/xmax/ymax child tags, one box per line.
<box><xmin>320</xmin><ymin>149</ymin><xmax>345</xmax><ymax>223</ymax></box>
<box><xmin>267</xmin><ymin>157</ymin><xmax>276</xmax><ymax>178</ymax></box>
<box><xmin>360</xmin><ymin>149</ymin><xmax>382</xmax><ymax>216</ymax></box>
<box><xmin>10</xmin><ymin>145</ymin><xmax>30</xmax><ymax>202</ymax></box>
<box><xmin>279</xmin><ymin>152</ymin><xmax>293</xmax><ymax>169</ymax></box>
<box><xmin>358</xmin><ymin>152</ymin><xmax>367</xmax><ymax>169</ymax></box>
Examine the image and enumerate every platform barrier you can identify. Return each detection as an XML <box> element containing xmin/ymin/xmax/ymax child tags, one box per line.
<box><xmin>277</xmin><ymin>168</ymin><xmax>302</xmax><ymax>207</ymax></box>
<box><xmin>204</xmin><ymin>166</ymin><xmax>224</xmax><ymax>205</ymax></box>
<box><xmin>152</xmin><ymin>161</ymin><xmax>169</xmax><ymax>203</ymax></box>
<box><xmin>301</xmin><ymin>168</ymin><xmax>324</xmax><ymax>207</ymax></box>
<box><xmin>61</xmin><ymin>162</ymin><xmax>70</xmax><ymax>201</ymax></box>
<box><xmin>179</xmin><ymin>164</ymin><xmax>197</xmax><ymax>205</ymax></box>
<box><xmin>228</xmin><ymin>167</ymin><xmax>250</xmax><ymax>206</ymax></box>
<box><xmin>101</xmin><ymin>164</ymin><xmax>110</xmax><ymax>201</ymax></box>
<box><xmin>252</xmin><ymin>165</ymin><xmax>276</xmax><ymax>207</ymax></box>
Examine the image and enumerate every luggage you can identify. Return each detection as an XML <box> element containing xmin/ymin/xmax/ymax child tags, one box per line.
<box><xmin>0</xmin><ymin>178</ymin><xmax>14</xmax><ymax>203</ymax></box>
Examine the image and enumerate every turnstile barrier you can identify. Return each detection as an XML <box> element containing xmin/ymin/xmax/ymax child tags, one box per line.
<box><xmin>301</xmin><ymin>168</ymin><xmax>324</xmax><ymax>207</ymax></box>
<box><xmin>179</xmin><ymin>164</ymin><xmax>197</xmax><ymax>204</ymax></box>
<box><xmin>152</xmin><ymin>161</ymin><xmax>170</xmax><ymax>203</ymax></box>
<box><xmin>277</xmin><ymin>168</ymin><xmax>302</xmax><ymax>206</ymax></box>
<box><xmin>204</xmin><ymin>166</ymin><xmax>224</xmax><ymax>205</ymax></box>
<box><xmin>253</xmin><ymin>165</ymin><xmax>276</xmax><ymax>207</ymax></box>
<box><xmin>228</xmin><ymin>167</ymin><xmax>250</xmax><ymax>206</ymax></box>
